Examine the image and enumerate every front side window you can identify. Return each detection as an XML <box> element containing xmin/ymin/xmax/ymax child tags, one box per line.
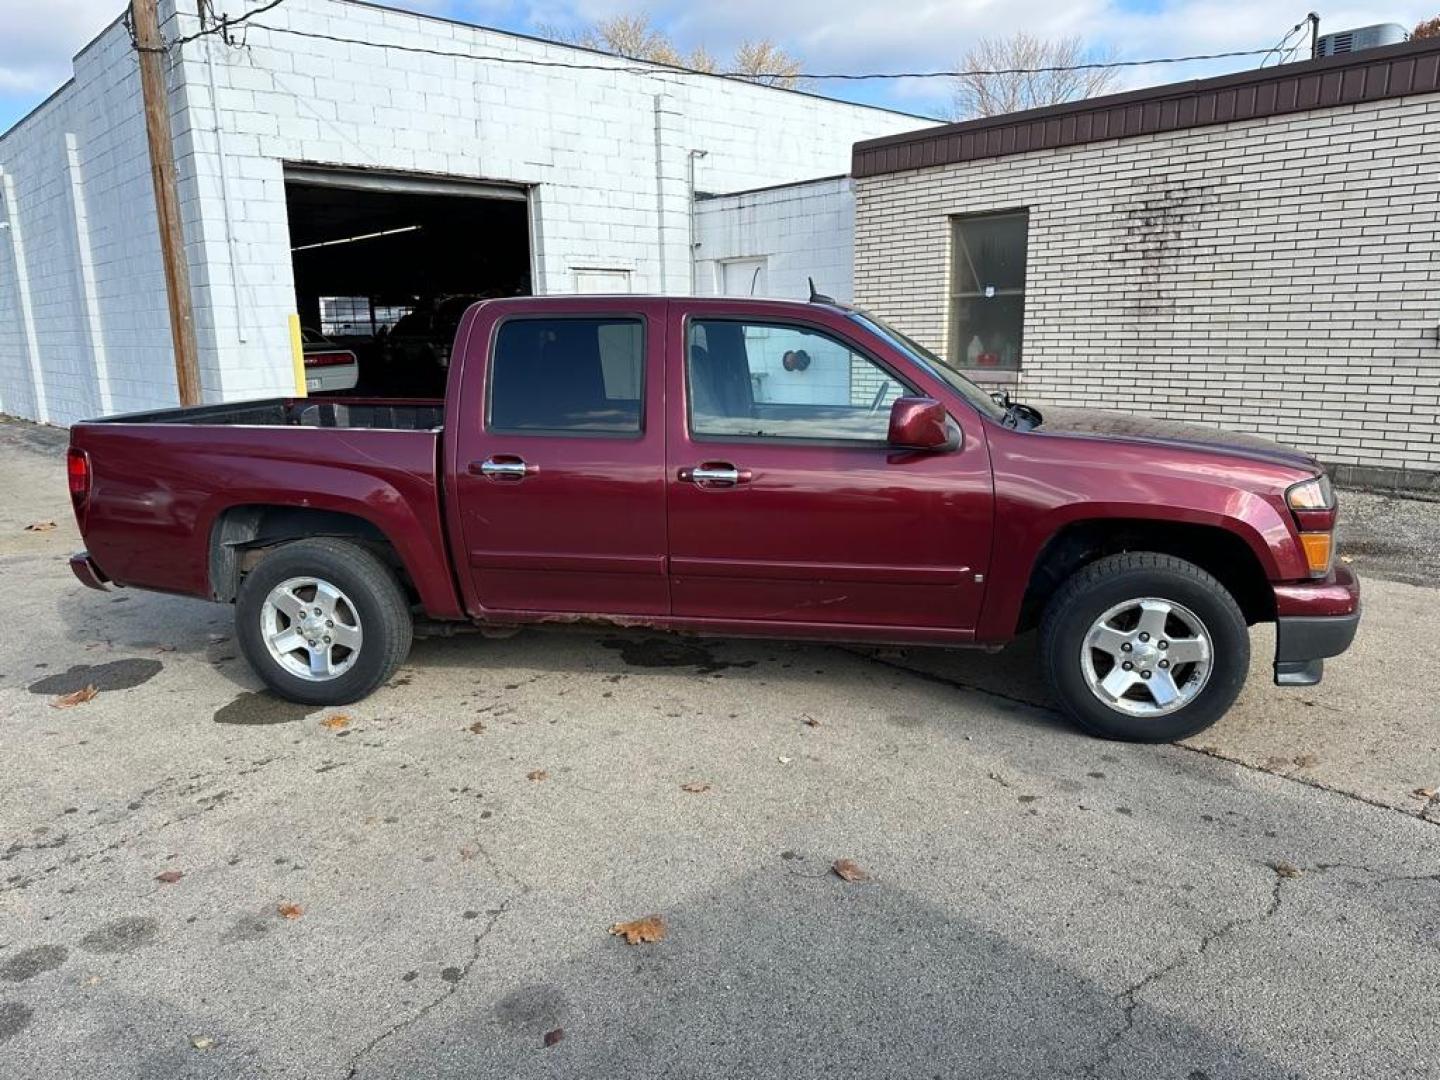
<box><xmin>488</xmin><ymin>317</ymin><xmax>644</xmax><ymax>434</ymax></box>
<box><xmin>949</xmin><ymin>211</ymin><xmax>1028</xmax><ymax>372</ymax></box>
<box><xmin>687</xmin><ymin>319</ymin><xmax>913</xmax><ymax>442</ymax></box>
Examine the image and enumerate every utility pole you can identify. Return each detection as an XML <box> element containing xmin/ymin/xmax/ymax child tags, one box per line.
<box><xmin>132</xmin><ymin>0</ymin><xmax>201</xmax><ymax>406</ymax></box>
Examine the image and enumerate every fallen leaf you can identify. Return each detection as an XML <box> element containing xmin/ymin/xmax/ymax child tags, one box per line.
<box><xmin>155</xmin><ymin>869</ymin><xmax>184</xmax><ymax>884</ymax></box>
<box><xmin>81</xmin><ymin>974</ymin><xmax>102</xmax><ymax>987</ymax></box>
<box><xmin>1293</xmin><ymin>753</ymin><xmax>1320</xmax><ymax>768</ymax></box>
<box><xmin>526</xmin><ymin>769</ymin><xmax>549</xmax><ymax>782</ymax></box>
<box><xmin>320</xmin><ymin>714</ymin><xmax>350</xmax><ymax>731</ymax></box>
<box><xmin>190</xmin><ymin>1036</ymin><xmax>216</xmax><ymax>1051</ymax></box>
<box><xmin>1411</xmin><ymin>787</ymin><xmax>1437</xmax><ymax>800</ymax></box>
<box><xmin>801</xmin><ymin>714</ymin><xmax>820</xmax><ymax>728</ymax></box>
<box><xmin>50</xmin><ymin>685</ymin><xmax>98</xmax><ymax>709</ymax></box>
<box><xmin>1272</xmin><ymin>861</ymin><xmax>1303</xmax><ymax>879</ymax></box>
<box><xmin>1340</xmin><ymin>554</ymin><xmax>1354</xmax><ymax>564</ymax></box>
<box><xmin>543</xmin><ymin>1028</ymin><xmax>564</xmax><ymax>1048</ymax></box>
<box><xmin>987</xmin><ymin>771</ymin><xmax>1011</xmax><ymax>788</ymax></box>
<box><xmin>680</xmin><ymin>781</ymin><xmax>711</xmax><ymax>794</ymax></box>
<box><xmin>277</xmin><ymin>902</ymin><xmax>304</xmax><ymax>920</ymax></box>
<box><xmin>24</xmin><ymin>520</ymin><xmax>57</xmax><ymax>532</ymax></box>
<box><xmin>154</xmin><ymin>644</ymin><xmax>177</xmax><ymax>653</ymax></box>
<box><xmin>832</xmin><ymin>858</ymin><xmax>869</xmax><ymax>883</ymax></box>
<box><xmin>459</xmin><ymin>846</ymin><xmax>478</xmax><ymax>861</ymax></box>
<box><xmin>468</xmin><ymin>720</ymin><xmax>486</xmax><ymax>734</ymax></box>
<box><xmin>777</xmin><ymin>756</ymin><xmax>792</xmax><ymax>765</ymax></box>
<box><xmin>609</xmin><ymin>914</ymin><xmax>666</xmax><ymax>945</ymax></box>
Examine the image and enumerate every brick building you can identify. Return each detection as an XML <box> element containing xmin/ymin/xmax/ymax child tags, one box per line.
<box><xmin>851</xmin><ymin>38</ymin><xmax>1440</xmax><ymax>488</ymax></box>
<box><xmin>0</xmin><ymin>0</ymin><xmax>924</xmax><ymax>425</ymax></box>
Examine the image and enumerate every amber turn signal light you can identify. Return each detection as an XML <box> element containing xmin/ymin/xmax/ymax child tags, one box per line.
<box><xmin>1299</xmin><ymin>531</ymin><xmax>1333</xmax><ymax>576</ymax></box>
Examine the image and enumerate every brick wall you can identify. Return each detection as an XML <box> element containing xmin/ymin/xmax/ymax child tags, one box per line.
<box><xmin>0</xmin><ymin>0</ymin><xmax>927</xmax><ymax>424</ymax></box>
<box><xmin>854</xmin><ymin>94</ymin><xmax>1440</xmax><ymax>478</ymax></box>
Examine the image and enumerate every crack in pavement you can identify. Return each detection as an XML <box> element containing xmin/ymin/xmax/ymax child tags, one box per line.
<box><xmin>851</xmin><ymin>650</ymin><xmax>1440</xmax><ymax>829</ymax></box>
<box><xmin>1080</xmin><ymin>864</ymin><xmax>1290</xmax><ymax>1078</ymax></box>
<box><xmin>342</xmin><ymin>886</ymin><xmax>527</xmax><ymax>1080</ymax></box>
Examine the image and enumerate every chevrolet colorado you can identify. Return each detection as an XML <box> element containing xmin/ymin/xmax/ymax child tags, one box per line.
<box><xmin>66</xmin><ymin>295</ymin><xmax>1359</xmax><ymax>741</ymax></box>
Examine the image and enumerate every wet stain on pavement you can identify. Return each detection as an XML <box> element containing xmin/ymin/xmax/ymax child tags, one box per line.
<box><xmin>213</xmin><ymin>692</ymin><xmax>311</xmax><ymax>726</ymax></box>
<box><xmin>0</xmin><ymin>1001</ymin><xmax>34</xmax><ymax>1045</ymax></box>
<box><xmin>221</xmin><ymin>913</ymin><xmax>273</xmax><ymax>943</ymax></box>
<box><xmin>0</xmin><ymin>945</ymin><xmax>67</xmax><ymax>982</ymax></box>
<box><xmin>79</xmin><ymin>916</ymin><xmax>159</xmax><ymax>955</ymax></box>
<box><xmin>439</xmin><ymin>966</ymin><xmax>463</xmax><ymax>983</ymax></box>
<box><xmin>494</xmin><ymin>984</ymin><xmax>569</xmax><ymax>1033</ymax></box>
<box><xmin>27</xmin><ymin>659</ymin><xmax>162</xmax><ymax>695</ymax></box>
<box><xmin>79</xmin><ymin>921</ymin><xmax>158</xmax><ymax>956</ymax></box>
<box><xmin>600</xmin><ymin>637</ymin><xmax>756</xmax><ymax>674</ymax></box>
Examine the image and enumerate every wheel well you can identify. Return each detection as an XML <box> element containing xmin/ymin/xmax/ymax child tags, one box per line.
<box><xmin>1017</xmin><ymin>519</ymin><xmax>1275</xmax><ymax>633</ymax></box>
<box><xmin>209</xmin><ymin>505</ymin><xmax>414</xmax><ymax>604</ymax></box>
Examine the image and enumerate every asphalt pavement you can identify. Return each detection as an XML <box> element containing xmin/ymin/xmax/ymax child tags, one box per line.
<box><xmin>1</xmin><ymin>416</ymin><xmax>1436</xmax><ymax>1079</ymax></box>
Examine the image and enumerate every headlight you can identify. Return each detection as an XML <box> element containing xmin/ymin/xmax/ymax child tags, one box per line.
<box><xmin>1286</xmin><ymin>474</ymin><xmax>1334</xmax><ymax>511</ymax></box>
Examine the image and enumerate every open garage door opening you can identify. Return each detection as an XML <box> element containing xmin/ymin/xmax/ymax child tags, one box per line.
<box><xmin>285</xmin><ymin>167</ymin><xmax>531</xmax><ymax>397</ymax></box>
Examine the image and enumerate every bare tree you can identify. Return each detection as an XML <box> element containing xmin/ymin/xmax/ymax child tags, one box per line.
<box><xmin>1413</xmin><ymin>16</ymin><xmax>1440</xmax><ymax>38</ymax></box>
<box><xmin>538</xmin><ymin>13</ymin><xmax>802</xmax><ymax>87</ymax></box>
<box><xmin>951</xmin><ymin>33</ymin><xmax>1119</xmax><ymax>120</ymax></box>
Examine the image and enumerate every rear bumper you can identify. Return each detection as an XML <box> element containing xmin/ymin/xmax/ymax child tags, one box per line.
<box><xmin>1271</xmin><ymin>564</ymin><xmax>1361</xmax><ymax>686</ymax></box>
<box><xmin>69</xmin><ymin>551</ymin><xmax>110</xmax><ymax>591</ymax></box>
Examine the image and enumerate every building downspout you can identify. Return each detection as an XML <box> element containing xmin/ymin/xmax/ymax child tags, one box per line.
<box><xmin>652</xmin><ymin>94</ymin><xmax>668</xmax><ymax>291</ymax></box>
<box><xmin>687</xmin><ymin>148</ymin><xmax>707</xmax><ymax>296</ymax></box>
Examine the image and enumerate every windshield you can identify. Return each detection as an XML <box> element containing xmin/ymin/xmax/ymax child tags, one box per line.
<box><xmin>846</xmin><ymin>310</ymin><xmax>1008</xmax><ymax>422</ymax></box>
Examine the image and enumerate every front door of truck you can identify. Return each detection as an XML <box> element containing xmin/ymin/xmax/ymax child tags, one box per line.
<box><xmin>450</xmin><ymin>299</ymin><xmax>668</xmax><ymax>616</ymax></box>
<box><xmin>665</xmin><ymin>309</ymin><xmax>992</xmax><ymax>631</ymax></box>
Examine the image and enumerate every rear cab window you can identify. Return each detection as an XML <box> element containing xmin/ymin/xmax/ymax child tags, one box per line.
<box><xmin>487</xmin><ymin>317</ymin><xmax>644</xmax><ymax>435</ymax></box>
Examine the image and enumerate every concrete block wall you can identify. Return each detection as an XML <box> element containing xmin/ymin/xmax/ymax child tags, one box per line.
<box><xmin>854</xmin><ymin>94</ymin><xmax>1440</xmax><ymax>477</ymax></box>
<box><xmin>694</xmin><ymin>175</ymin><xmax>854</xmax><ymax>303</ymax></box>
<box><xmin>0</xmin><ymin>0</ymin><xmax>927</xmax><ymax>424</ymax></box>
<box><xmin>0</xmin><ymin>19</ymin><xmax>185</xmax><ymax>424</ymax></box>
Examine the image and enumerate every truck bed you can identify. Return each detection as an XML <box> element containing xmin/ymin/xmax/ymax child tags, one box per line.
<box><xmin>70</xmin><ymin>395</ymin><xmax>462</xmax><ymax>619</ymax></box>
<box><xmin>86</xmin><ymin>397</ymin><xmax>444</xmax><ymax>431</ymax></box>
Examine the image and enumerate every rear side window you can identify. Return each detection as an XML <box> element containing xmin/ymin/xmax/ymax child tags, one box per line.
<box><xmin>488</xmin><ymin>317</ymin><xmax>644</xmax><ymax>434</ymax></box>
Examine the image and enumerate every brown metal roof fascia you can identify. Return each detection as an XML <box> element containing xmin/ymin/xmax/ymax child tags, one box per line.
<box><xmin>853</xmin><ymin>37</ymin><xmax>1440</xmax><ymax>178</ymax></box>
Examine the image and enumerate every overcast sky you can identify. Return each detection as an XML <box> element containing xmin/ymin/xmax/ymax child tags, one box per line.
<box><xmin>1</xmin><ymin>0</ymin><xmax>1433</xmax><ymax>132</ymax></box>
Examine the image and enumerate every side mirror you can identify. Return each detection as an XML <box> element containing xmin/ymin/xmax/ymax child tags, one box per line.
<box><xmin>888</xmin><ymin>396</ymin><xmax>960</xmax><ymax>452</ymax></box>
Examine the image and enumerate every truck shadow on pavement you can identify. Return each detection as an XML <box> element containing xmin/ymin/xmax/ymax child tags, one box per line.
<box><xmin>348</xmin><ymin>866</ymin><xmax>1302</xmax><ymax>1080</ymax></box>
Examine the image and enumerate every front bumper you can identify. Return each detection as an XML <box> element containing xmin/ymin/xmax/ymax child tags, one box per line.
<box><xmin>69</xmin><ymin>551</ymin><xmax>110</xmax><ymax>592</ymax></box>
<box><xmin>1271</xmin><ymin>564</ymin><xmax>1361</xmax><ymax>686</ymax></box>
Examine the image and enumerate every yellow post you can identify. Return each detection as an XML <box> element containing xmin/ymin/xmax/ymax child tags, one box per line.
<box><xmin>288</xmin><ymin>314</ymin><xmax>307</xmax><ymax>397</ymax></box>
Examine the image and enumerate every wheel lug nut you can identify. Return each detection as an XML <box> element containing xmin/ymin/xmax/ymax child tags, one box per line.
<box><xmin>326</xmin><ymin>619</ymin><xmax>333</xmax><ymax>627</ymax></box>
<box><xmin>323</xmin><ymin>636</ymin><xmax>331</xmax><ymax>643</ymax></box>
<box><xmin>1139</xmin><ymin>632</ymin><xmax>1150</xmax><ymax>642</ymax></box>
<box><xmin>1159</xmin><ymin>659</ymin><xmax>1170</xmax><ymax>669</ymax></box>
<box><xmin>313</xmin><ymin>607</ymin><xmax>322</xmax><ymax>616</ymax></box>
<box><xmin>1159</xmin><ymin>641</ymin><xmax>1168</xmax><ymax>649</ymax></box>
<box><xmin>1121</xmin><ymin>643</ymin><xmax>1132</xmax><ymax>653</ymax></box>
<box><xmin>1141</xmin><ymin>670</ymin><xmax>1152</xmax><ymax>679</ymax></box>
<box><xmin>1122</xmin><ymin>661</ymin><xmax>1133</xmax><ymax>670</ymax></box>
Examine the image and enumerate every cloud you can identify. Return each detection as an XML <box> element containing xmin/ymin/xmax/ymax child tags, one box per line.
<box><xmin>0</xmin><ymin>0</ymin><xmax>123</xmax><ymax>95</ymax></box>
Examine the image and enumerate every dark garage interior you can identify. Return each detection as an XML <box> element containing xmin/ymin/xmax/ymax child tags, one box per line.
<box><xmin>285</xmin><ymin>172</ymin><xmax>531</xmax><ymax>396</ymax></box>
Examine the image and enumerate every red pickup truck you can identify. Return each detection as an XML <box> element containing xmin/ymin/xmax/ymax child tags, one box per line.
<box><xmin>66</xmin><ymin>295</ymin><xmax>1359</xmax><ymax>742</ymax></box>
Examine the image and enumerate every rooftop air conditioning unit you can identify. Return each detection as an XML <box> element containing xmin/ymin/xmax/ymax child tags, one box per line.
<box><xmin>1315</xmin><ymin>23</ymin><xmax>1408</xmax><ymax>56</ymax></box>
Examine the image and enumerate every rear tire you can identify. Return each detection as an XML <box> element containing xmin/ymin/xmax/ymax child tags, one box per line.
<box><xmin>235</xmin><ymin>538</ymin><xmax>412</xmax><ymax>706</ymax></box>
<box><xmin>1039</xmin><ymin>552</ymin><xmax>1249</xmax><ymax>742</ymax></box>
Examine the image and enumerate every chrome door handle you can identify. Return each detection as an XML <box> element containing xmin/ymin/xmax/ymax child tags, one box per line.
<box><xmin>473</xmin><ymin>457</ymin><xmax>536</xmax><ymax>480</ymax></box>
<box><xmin>680</xmin><ymin>463</ymin><xmax>752</xmax><ymax>487</ymax></box>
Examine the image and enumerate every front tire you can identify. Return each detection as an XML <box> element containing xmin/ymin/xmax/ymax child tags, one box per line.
<box><xmin>1040</xmin><ymin>552</ymin><xmax>1250</xmax><ymax>742</ymax></box>
<box><xmin>236</xmin><ymin>538</ymin><xmax>413</xmax><ymax>706</ymax></box>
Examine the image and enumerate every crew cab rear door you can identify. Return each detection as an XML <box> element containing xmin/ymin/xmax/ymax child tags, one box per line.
<box><xmin>665</xmin><ymin>303</ymin><xmax>992</xmax><ymax>631</ymax></box>
<box><xmin>447</xmin><ymin>298</ymin><xmax>669</xmax><ymax>617</ymax></box>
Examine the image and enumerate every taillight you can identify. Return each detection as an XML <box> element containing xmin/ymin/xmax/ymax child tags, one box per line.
<box><xmin>1286</xmin><ymin>475</ymin><xmax>1336</xmax><ymax>577</ymax></box>
<box><xmin>67</xmin><ymin>447</ymin><xmax>91</xmax><ymax>512</ymax></box>
<box><xmin>304</xmin><ymin>352</ymin><xmax>353</xmax><ymax>368</ymax></box>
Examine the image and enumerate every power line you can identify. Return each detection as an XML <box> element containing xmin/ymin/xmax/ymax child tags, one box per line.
<box><xmin>141</xmin><ymin>4</ymin><xmax>1303</xmax><ymax>84</ymax></box>
<box><xmin>233</xmin><ymin>22</ymin><xmax>1296</xmax><ymax>82</ymax></box>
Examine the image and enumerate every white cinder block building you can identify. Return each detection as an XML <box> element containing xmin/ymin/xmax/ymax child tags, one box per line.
<box><xmin>0</xmin><ymin>0</ymin><xmax>926</xmax><ymax>424</ymax></box>
<box><xmin>850</xmin><ymin>38</ymin><xmax>1440</xmax><ymax>489</ymax></box>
